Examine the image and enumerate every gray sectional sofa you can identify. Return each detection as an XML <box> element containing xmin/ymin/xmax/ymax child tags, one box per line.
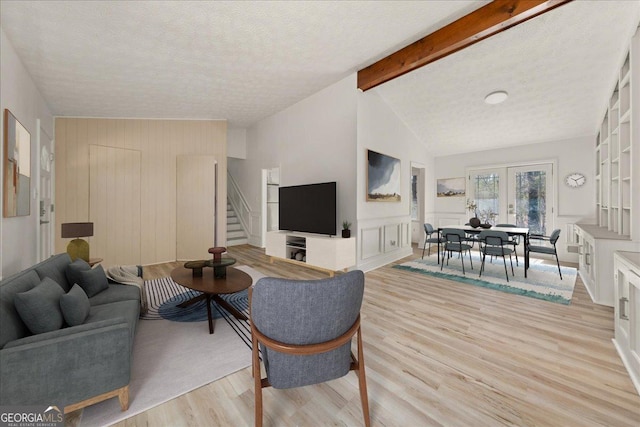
<box><xmin>0</xmin><ymin>253</ymin><xmax>140</xmax><ymax>413</ymax></box>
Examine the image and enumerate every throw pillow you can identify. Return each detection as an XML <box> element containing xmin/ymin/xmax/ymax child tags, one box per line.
<box><xmin>65</xmin><ymin>258</ymin><xmax>91</xmax><ymax>287</ymax></box>
<box><xmin>78</xmin><ymin>264</ymin><xmax>109</xmax><ymax>297</ymax></box>
<box><xmin>14</xmin><ymin>277</ymin><xmax>65</xmax><ymax>334</ymax></box>
<box><xmin>59</xmin><ymin>284</ymin><xmax>90</xmax><ymax>326</ymax></box>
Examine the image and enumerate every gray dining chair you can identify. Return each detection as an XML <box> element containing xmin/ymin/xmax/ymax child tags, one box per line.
<box><xmin>441</xmin><ymin>228</ymin><xmax>474</xmax><ymax>275</ymax></box>
<box><xmin>250</xmin><ymin>271</ymin><xmax>370</xmax><ymax>427</ymax></box>
<box><xmin>528</xmin><ymin>229</ymin><xmax>562</xmax><ymax>279</ymax></box>
<box><xmin>422</xmin><ymin>223</ymin><xmax>443</xmax><ymax>258</ymax></box>
<box><xmin>478</xmin><ymin>230</ymin><xmax>514</xmax><ymax>281</ymax></box>
<box><xmin>495</xmin><ymin>223</ymin><xmax>520</xmax><ymax>266</ymax></box>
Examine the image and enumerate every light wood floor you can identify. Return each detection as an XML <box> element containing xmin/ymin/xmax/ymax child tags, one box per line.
<box><xmin>71</xmin><ymin>244</ymin><xmax>640</xmax><ymax>426</ymax></box>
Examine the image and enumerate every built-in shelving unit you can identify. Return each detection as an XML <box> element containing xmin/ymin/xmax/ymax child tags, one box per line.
<box><xmin>266</xmin><ymin>168</ymin><xmax>280</xmax><ymax>232</ymax></box>
<box><xmin>576</xmin><ymin>26</ymin><xmax>640</xmax><ymax>308</ymax></box>
<box><xmin>595</xmin><ymin>47</ymin><xmax>637</xmax><ymax>238</ymax></box>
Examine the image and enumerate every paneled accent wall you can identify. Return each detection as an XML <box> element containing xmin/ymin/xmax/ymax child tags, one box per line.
<box><xmin>55</xmin><ymin>118</ymin><xmax>227</xmax><ymax>266</ymax></box>
<box><xmin>357</xmin><ymin>217</ymin><xmax>412</xmax><ymax>272</ymax></box>
<box><xmin>89</xmin><ymin>145</ymin><xmax>141</xmax><ymax>267</ymax></box>
<box><xmin>176</xmin><ymin>155</ymin><xmax>217</xmax><ymax>261</ymax></box>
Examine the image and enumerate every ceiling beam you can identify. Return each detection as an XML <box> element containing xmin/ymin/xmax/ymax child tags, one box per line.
<box><xmin>357</xmin><ymin>0</ymin><xmax>573</xmax><ymax>91</ymax></box>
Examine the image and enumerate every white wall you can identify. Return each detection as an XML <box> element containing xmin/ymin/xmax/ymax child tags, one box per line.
<box><xmin>1</xmin><ymin>28</ymin><xmax>54</xmax><ymax>278</ymax></box>
<box><xmin>228</xmin><ymin>74</ymin><xmax>358</xmax><ymax>245</ymax></box>
<box><xmin>431</xmin><ymin>135</ymin><xmax>594</xmax><ymax>262</ymax></box>
<box><xmin>227</xmin><ymin>127</ymin><xmax>247</xmax><ymax>159</ymax></box>
<box><xmin>356</xmin><ymin>89</ymin><xmax>433</xmax><ymax>271</ymax></box>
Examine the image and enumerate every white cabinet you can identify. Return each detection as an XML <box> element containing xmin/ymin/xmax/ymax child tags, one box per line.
<box><xmin>265</xmin><ymin>231</ymin><xmax>356</xmax><ymax>276</ymax></box>
<box><xmin>613</xmin><ymin>251</ymin><xmax>640</xmax><ymax>395</ymax></box>
<box><xmin>575</xmin><ymin>224</ymin><xmax>639</xmax><ymax>307</ymax></box>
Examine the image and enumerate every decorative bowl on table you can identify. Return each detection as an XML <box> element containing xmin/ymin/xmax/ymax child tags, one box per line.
<box><xmin>479</xmin><ymin>223</ymin><xmax>492</xmax><ymax>229</ymax></box>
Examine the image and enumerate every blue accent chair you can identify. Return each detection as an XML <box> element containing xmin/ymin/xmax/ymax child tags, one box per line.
<box><xmin>250</xmin><ymin>270</ymin><xmax>370</xmax><ymax>427</ymax></box>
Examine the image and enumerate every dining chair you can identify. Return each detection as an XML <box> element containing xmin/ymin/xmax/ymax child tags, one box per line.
<box><xmin>478</xmin><ymin>230</ymin><xmax>514</xmax><ymax>281</ymax></box>
<box><xmin>422</xmin><ymin>223</ymin><xmax>443</xmax><ymax>258</ymax></box>
<box><xmin>250</xmin><ymin>270</ymin><xmax>370</xmax><ymax>427</ymax></box>
<box><xmin>440</xmin><ymin>228</ymin><xmax>474</xmax><ymax>275</ymax></box>
<box><xmin>528</xmin><ymin>229</ymin><xmax>562</xmax><ymax>279</ymax></box>
<box><xmin>495</xmin><ymin>223</ymin><xmax>520</xmax><ymax>266</ymax></box>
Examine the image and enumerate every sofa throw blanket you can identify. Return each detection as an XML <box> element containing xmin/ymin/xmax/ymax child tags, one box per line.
<box><xmin>106</xmin><ymin>265</ymin><xmax>148</xmax><ymax>314</ymax></box>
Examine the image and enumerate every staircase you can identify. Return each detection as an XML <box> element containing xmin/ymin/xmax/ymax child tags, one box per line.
<box><xmin>227</xmin><ymin>201</ymin><xmax>248</xmax><ymax>246</ymax></box>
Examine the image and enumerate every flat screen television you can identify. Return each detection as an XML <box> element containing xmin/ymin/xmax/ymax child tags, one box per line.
<box><xmin>279</xmin><ymin>182</ymin><xmax>336</xmax><ymax>235</ymax></box>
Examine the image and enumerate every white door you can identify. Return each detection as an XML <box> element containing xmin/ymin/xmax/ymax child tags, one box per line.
<box><xmin>38</xmin><ymin>125</ymin><xmax>54</xmax><ymax>261</ymax></box>
<box><xmin>176</xmin><ymin>155</ymin><xmax>217</xmax><ymax>260</ymax></box>
<box><xmin>507</xmin><ymin>163</ymin><xmax>553</xmax><ymax>235</ymax></box>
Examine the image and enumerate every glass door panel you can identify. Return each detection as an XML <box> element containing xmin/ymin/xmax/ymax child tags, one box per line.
<box><xmin>468</xmin><ymin>168</ymin><xmax>504</xmax><ymax>224</ymax></box>
<box><xmin>507</xmin><ymin>164</ymin><xmax>553</xmax><ymax>235</ymax></box>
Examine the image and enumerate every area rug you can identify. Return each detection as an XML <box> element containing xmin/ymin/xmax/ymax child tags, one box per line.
<box><xmin>79</xmin><ymin>265</ymin><xmax>265</xmax><ymax>427</ymax></box>
<box><xmin>394</xmin><ymin>253</ymin><xmax>577</xmax><ymax>304</ymax></box>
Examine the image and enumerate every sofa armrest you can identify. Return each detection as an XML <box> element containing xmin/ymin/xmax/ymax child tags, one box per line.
<box><xmin>0</xmin><ymin>320</ymin><xmax>132</xmax><ymax>407</ymax></box>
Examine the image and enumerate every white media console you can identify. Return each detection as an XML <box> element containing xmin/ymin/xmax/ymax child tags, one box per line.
<box><xmin>265</xmin><ymin>231</ymin><xmax>356</xmax><ymax>276</ymax></box>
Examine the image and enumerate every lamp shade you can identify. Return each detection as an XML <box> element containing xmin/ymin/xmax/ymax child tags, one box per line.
<box><xmin>61</xmin><ymin>222</ymin><xmax>94</xmax><ymax>238</ymax></box>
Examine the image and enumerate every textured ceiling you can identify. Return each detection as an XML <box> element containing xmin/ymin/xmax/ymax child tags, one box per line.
<box><xmin>1</xmin><ymin>1</ymin><xmax>639</xmax><ymax>156</ymax></box>
<box><xmin>0</xmin><ymin>0</ymin><xmax>483</xmax><ymax>125</ymax></box>
<box><xmin>375</xmin><ymin>0</ymin><xmax>640</xmax><ymax>156</ymax></box>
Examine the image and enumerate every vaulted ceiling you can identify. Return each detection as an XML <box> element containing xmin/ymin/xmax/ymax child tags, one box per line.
<box><xmin>1</xmin><ymin>1</ymin><xmax>639</xmax><ymax>156</ymax></box>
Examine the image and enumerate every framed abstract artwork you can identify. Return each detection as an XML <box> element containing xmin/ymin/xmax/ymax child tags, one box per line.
<box><xmin>3</xmin><ymin>109</ymin><xmax>31</xmax><ymax>217</ymax></box>
<box><xmin>437</xmin><ymin>177</ymin><xmax>465</xmax><ymax>197</ymax></box>
<box><xmin>367</xmin><ymin>149</ymin><xmax>401</xmax><ymax>202</ymax></box>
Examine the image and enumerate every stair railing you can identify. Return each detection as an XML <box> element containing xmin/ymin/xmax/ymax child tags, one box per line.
<box><xmin>227</xmin><ymin>171</ymin><xmax>252</xmax><ymax>241</ymax></box>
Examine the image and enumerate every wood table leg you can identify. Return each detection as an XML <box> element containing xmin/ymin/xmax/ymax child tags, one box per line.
<box><xmin>176</xmin><ymin>293</ymin><xmax>206</xmax><ymax>308</ymax></box>
<box><xmin>213</xmin><ymin>295</ymin><xmax>248</xmax><ymax>321</ymax></box>
<box><xmin>206</xmin><ymin>294</ymin><xmax>214</xmax><ymax>334</ymax></box>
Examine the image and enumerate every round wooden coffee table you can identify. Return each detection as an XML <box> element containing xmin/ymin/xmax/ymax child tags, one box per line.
<box><xmin>170</xmin><ymin>265</ymin><xmax>252</xmax><ymax>334</ymax></box>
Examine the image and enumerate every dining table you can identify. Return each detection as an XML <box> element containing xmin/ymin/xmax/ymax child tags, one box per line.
<box><xmin>436</xmin><ymin>225</ymin><xmax>531</xmax><ymax>278</ymax></box>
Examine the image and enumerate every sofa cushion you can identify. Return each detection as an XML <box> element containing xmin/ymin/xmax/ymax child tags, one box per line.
<box><xmin>78</xmin><ymin>265</ymin><xmax>109</xmax><ymax>297</ymax></box>
<box><xmin>34</xmin><ymin>253</ymin><xmax>72</xmax><ymax>292</ymax></box>
<box><xmin>60</xmin><ymin>284</ymin><xmax>90</xmax><ymax>326</ymax></box>
<box><xmin>14</xmin><ymin>277</ymin><xmax>65</xmax><ymax>334</ymax></box>
<box><xmin>65</xmin><ymin>258</ymin><xmax>91</xmax><ymax>288</ymax></box>
<box><xmin>89</xmin><ymin>284</ymin><xmax>141</xmax><ymax>306</ymax></box>
<box><xmin>86</xmin><ymin>300</ymin><xmax>140</xmax><ymax>347</ymax></box>
<box><xmin>0</xmin><ymin>270</ymin><xmax>41</xmax><ymax>348</ymax></box>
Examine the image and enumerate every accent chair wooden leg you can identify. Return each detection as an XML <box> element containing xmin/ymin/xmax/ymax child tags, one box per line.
<box><xmin>118</xmin><ymin>385</ymin><xmax>129</xmax><ymax>411</ymax></box>
<box><xmin>356</xmin><ymin>327</ymin><xmax>371</xmax><ymax>427</ymax></box>
<box><xmin>252</xmin><ymin>327</ymin><xmax>263</xmax><ymax>427</ymax></box>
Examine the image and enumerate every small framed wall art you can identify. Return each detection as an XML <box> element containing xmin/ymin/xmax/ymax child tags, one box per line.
<box><xmin>437</xmin><ymin>177</ymin><xmax>465</xmax><ymax>198</ymax></box>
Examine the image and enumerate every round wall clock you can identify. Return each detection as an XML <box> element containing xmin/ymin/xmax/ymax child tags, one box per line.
<box><xmin>564</xmin><ymin>172</ymin><xmax>586</xmax><ymax>188</ymax></box>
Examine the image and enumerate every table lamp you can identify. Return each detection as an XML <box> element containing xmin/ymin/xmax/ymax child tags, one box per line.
<box><xmin>61</xmin><ymin>222</ymin><xmax>94</xmax><ymax>262</ymax></box>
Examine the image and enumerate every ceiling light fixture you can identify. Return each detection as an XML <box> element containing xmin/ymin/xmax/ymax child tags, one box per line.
<box><xmin>484</xmin><ymin>90</ymin><xmax>508</xmax><ymax>105</ymax></box>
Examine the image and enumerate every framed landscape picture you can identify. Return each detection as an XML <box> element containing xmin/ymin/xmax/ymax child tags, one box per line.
<box><xmin>437</xmin><ymin>177</ymin><xmax>465</xmax><ymax>197</ymax></box>
<box><xmin>367</xmin><ymin>149</ymin><xmax>401</xmax><ymax>202</ymax></box>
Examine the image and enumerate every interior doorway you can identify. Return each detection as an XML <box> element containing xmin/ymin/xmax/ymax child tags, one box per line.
<box><xmin>37</xmin><ymin>122</ymin><xmax>54</xmax><ymax>262</ymax></box>
<box><xmin>261</xmin><ymin>167</ymin><xmax>280</xmax><ymax>247</ymax></box>
<box><xmin>411</xmin><ymin>163</ymin><xmax>425</xmax><ymax>244</ymax></box>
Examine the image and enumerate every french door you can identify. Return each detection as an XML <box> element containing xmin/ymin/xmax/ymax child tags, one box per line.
<box><xmin>507</xmin><ymin>164</ymin><xmax>553</xmax><ymax>235</ymax></box>
<box><xmin>468</xmin><ymin>163</ymin><xmax>553</xmax><ymax>234</ymax></box>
